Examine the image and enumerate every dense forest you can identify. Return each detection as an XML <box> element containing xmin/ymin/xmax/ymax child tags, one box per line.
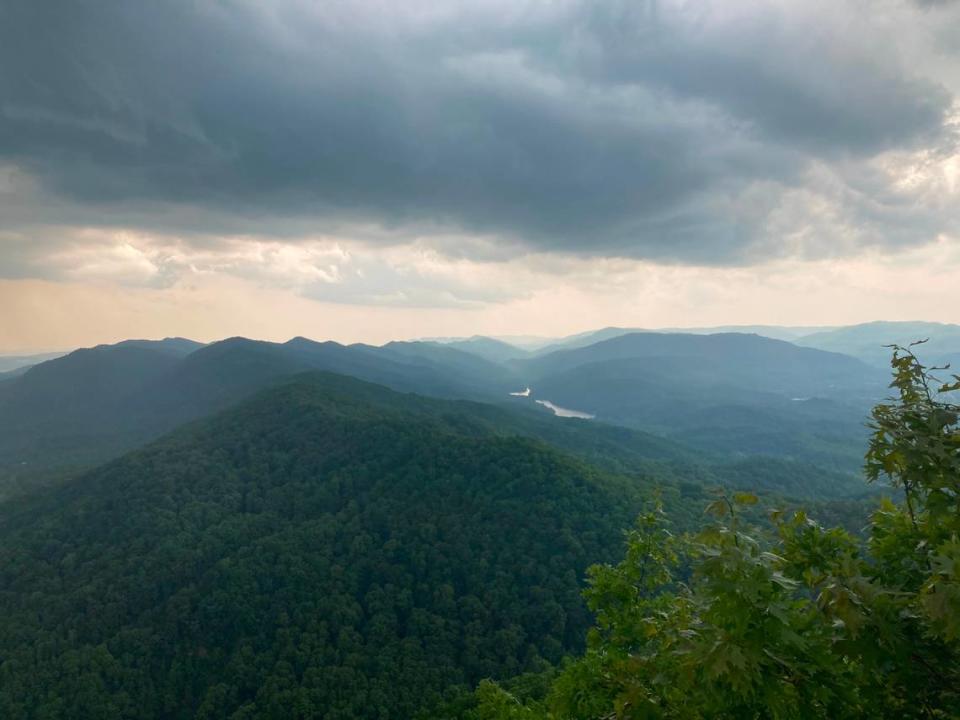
<box><xmin>456</xmin><ymin>347</ymin><xmax>960</xmax><ymax>719</ymax></box>
<box><xmin>4</xmin><ymin>0</ymin><xmax>959</xmax><ymax>709</ymax></box>
<box><xmin>0</xmin><ymin>331</ymin><xmax>886</xmax><ymax>501</ymax></box>
<box><xmin>0</xmin><ymin>375</ymin><xmax>653</xmax><ymax>718</ymax></box>
<box><xmin>0</xmin><ymin>336</ymin><xmax>953</xmax><ymax>718</ymax></box>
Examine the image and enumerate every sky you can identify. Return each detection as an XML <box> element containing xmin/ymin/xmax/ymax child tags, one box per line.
<box><xmin>1</xmin><ymin>0</ymin><xmax>959</xmax><ymax>352</ymax></box>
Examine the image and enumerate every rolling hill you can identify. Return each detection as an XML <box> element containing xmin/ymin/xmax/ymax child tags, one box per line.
<box><xmin>0</xmin><ymin>373</ymin><xmax>649</xmax><ymax>719</ymax></box>
<box><xmin>796</xmin><ymin>321</ymin><xmax>960</xmax><ymax>367</ymax></box>
<box><xmin>0</xmin><ymin>336</ymin><xmax>521</xmax><ymax>499</ymax></box>
<box><xmin>0</xmin><ymin>340</ymin><xmax>202</xmax><ymax>481</ymax></box>
<box><xmin>429</xmin><ymin>336</ymin><xmax>531</xmax><ymax>363</ymax></box>
<box><xmin>509</xmin><ymin>332</ymin><xmax>885</xmax><ymax>470</ymax></box>
<box><xmin>526</xmin><ymin>325</ymin><xmax>838</xmax><ymax>356</ymax></box>
<box><xmin>0</xmin><ymin>331</ymin><xmax>885</xmax><ymax>500</ymax></box>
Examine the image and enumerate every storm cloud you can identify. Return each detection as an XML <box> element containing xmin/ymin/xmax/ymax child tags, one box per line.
<box><xmin>1</xmin><ymin>0</ymin><xmax>958</xmax><ymax>269</ymax></box>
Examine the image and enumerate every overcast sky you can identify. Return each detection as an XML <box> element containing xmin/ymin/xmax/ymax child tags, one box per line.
<box><xmin>2</xmin><ymin>0</ymin><xmax>959</xmax><ymax>352</ymax></box>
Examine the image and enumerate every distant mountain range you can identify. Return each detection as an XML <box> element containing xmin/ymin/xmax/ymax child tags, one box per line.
<box><xmin>0</xmin><ymin>335</ymin><xmax>525</xmax><ymax>496</ymax></box>
<box><xmin>507</xmin><ymin>331</ymin><xmax>884</xmax><ymax>470</ymax></box>
<box><xmin>794</xmin><ymin>321</ymin><xmax>960</xmax><ymax>368</ymax></box>
<box><xmin>2</xmin><ymin>321</ymin><xmax>938</xmax><ymax>500</ymax></box>
<box><xmin>424</xmin><ymin>320</ymin><xmax>960</xmax><ymax>367</ymax></box>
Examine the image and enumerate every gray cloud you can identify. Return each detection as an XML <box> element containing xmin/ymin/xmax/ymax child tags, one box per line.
<box><xmin>0</xmin><ymin>0</ymin><xmax>957</xmax><ymax>267</ymax></box>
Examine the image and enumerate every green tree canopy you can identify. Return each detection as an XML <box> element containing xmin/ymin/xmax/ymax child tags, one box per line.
<box><xmin>470</xmin><ymin>344</ymin><xmax>960</xmax><ymax>719</ymax></box>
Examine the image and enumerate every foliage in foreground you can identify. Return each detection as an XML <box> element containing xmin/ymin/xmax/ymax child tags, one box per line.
<box><xmin>469</xmin><ymin>345</ymin><xmax>960</xmax><ymax>719</ymax></box>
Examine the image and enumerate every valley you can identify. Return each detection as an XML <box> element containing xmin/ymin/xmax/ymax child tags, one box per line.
<box><xmin>0</xmin><ymin>321</ymin><xmax>957</xmax><ymax>718</ymax></box>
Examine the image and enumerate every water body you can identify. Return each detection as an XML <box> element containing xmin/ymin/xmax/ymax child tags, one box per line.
<box><xmin>535</xmin><ymin>399</ymin><xmax>595</xmax><ymax>419</ymax></box>
<box><xmin>507</xmin><ymin>388</ymin><xmax>594</xmax><ymax>419</ymax></box>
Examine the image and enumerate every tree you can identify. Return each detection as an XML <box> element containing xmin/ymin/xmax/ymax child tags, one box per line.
<box><xmin>470</xmin><ymin>344</ymin><xmax>960</xmax><ymax>719</ymax></box>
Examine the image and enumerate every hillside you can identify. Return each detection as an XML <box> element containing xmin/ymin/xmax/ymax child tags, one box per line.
<box><xmin>528</xmin><ymin>325</ymin><xmax>837</xmax><ymax>356</ymax></box>
<box><xmin>796</xmin><ymin>321</ymin><xmax>960</xmax><ymax>367</ymax></box>
<box><xmin>0</xmin><ymin>342</ymin><xmax>190</xmax><ymax>474</ymax></box>
<box><xmin>0</xmin><ymin>332</ymin><xmax>881</xmax><ymax>501</ymax></box>
<box><xmin>431</xmin><ymin>336</ymin><xmax>531</xmax><ymax>363</ymax></box>
<box><xmin>510</xmin><ymin>332</ymin><xmax>885</xmax><ymax>470</ymax></box>
<box><xmin>0</xmin><ymin>373</ymin><xmax>647</xmax><ymax>719</ymax></box>
<box><xmin>519</xmin><ymin>332</ymin><xmax>876</xmax><ymax>391</ymax></box>
<box><xmin>0</xmin><ymin>336</ymin><xmax>519</xmax><ymax>499</ymax></box>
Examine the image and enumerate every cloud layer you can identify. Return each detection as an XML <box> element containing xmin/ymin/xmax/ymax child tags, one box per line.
<box><xmin>2</xmin><ymin>0</ymin><xmax>958</xmax><ymax>273</ymax></box>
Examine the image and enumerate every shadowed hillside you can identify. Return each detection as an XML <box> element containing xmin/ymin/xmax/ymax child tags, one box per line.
<box><xmin>0</xmin><ymin>373</ymin><xmax>648</xmax><ymax>719</ymax></box>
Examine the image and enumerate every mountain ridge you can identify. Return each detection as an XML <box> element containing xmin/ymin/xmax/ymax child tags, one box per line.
<box><xmin>0</xmin><ymin>372</ymin><xmax>651</xmax><ymax>718</ymax></box>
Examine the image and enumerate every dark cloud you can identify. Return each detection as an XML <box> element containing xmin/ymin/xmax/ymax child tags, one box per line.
<box><xmin>0</xmin><ymin>0</ymin><xmax>956</xmax><ymax>265</ymax></box>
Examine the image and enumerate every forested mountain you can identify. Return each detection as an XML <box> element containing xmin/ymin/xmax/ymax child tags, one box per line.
<box><xmin>510</xmin><ymin>332</ymin><xmax>884</xmax><ymax>470</ymax></box>
<box><xmin>0</xmin><ymin>331</ymin><xmax>885</xmax><ymax>500</ymax></box>
<box><xmin>461</xmin><ymin>348</ymin><xmax>960</xmax><ymax>719</ymax></box>
<box><xmin>518</xmin><ymin>332</ymin><xmax>875</xmax><ymax>392</ymax></box>
<box><xmin>519</xmin><ymin>325</ymin><xmax>835</xmax><ymax>356</ymax></box>
<box><xmin>0</xmin><ymin>336</ymin><xmax>519</xmax><ymax>499</ymax></box>
<box><xmin>797</xmin><ymin>321</ymin><xmax>960</xmax><ymax>367</ymax></box>
<box><xmin>0</xmin><ymin>342</ymin><xmax>196</xmax><ymax>490</ymax></box>
<box><xmin>0</xmin><ymin>373</ymin><xmax>652</xmax><ymax>719</ymax></box>
<box><xmin>0</xmin><ymin>341</ymin><xmax>903</xmax><ymax>718</ymax></box>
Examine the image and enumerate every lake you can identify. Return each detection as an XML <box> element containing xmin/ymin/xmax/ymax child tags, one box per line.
<box><xmin>535</xmin><ymin>399</ymin><xmax>595</xmax><ymax>419</ymax></box>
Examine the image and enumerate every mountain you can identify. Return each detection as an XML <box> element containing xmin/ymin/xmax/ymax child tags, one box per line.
<box><xmin>532</xmin><ymin>326</ymin><xmax>645</xmax><ymax>355</ymax></box>
<box><xmin>489</xmin><ymin>334</ymin><xmax>556</xmax><ymax>351</ymax></box>
<box><xmin>529</xmin><ymin>324</ymin><xmax>838</xmax><ymax>356</ymax></box>
<box><xmin>520</xmin><ymin>332</ymin><xmax>877</xmax><ymax>394</ymax></box>
<box><xmin>378</xmin><ymin>340</ymin><xmax>524</xmax><ymax>385</ymax></box>
<box><xmin>796</xmin><ymin>321</ymin><xmax>960</xmax><ymax>367</ymax></box>
<box><xmin>655</xmin><ymin>324</ymin><xmax>836</xmax><ymax>342</ymax></box>
<box><xmin>0</xmin><ymin>350</ymin><xmax>67</xmax><ymax>374</ymax></box>
<box><xmin>0</xmin><ymin>343</ymin><xmax>191</xmax><ymax>477</ymax></box>
<box><xmin>421</xmin><ymin>335</ymin><xmax>553</xmax><ymax>352</ymax></box>
<box><xmin>159</xmin><ymin>336</ymin><xmax>517</xmax><ymax>408</ymax></box>
<box><xmin>0</xmin><ymin>336</ymin><xmax>516</xmax><ymax>499</ymax></box>
<box><xmin>0</xmin><ymin>344</ymin><xmax>194</xmax><ymax>382</ymax></box>
<box><xmin>0</xmin><ymin>330</ymin><xmax>881</xmax><ymax>503</ymax></box>
<box><xmin>432</xmin><ymin>336</ymin><xmax>530</xmax><ymax>363</ymax></box>
<box><xmin>113</xmin><ymin>336</ymin><xmax>206</xmax><ymax>357</ymax></box>
<box><xmin>510</xmin><ymin>332</ymin><xmax>885</xmax><ymax>470</ymax></box>
<box><xmin>0</xmin><ymin>373</ymin><xmax>649</xmax><ymax>719</ymax></box>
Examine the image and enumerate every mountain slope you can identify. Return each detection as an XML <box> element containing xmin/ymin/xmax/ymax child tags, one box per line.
<box><xmin>433</xmin><ymin>336</ymin><xmax>531</xmax><ymax>363</ymax></box>
<box><xmin>654</xmin><ymin>325</ymin><xmax>836</xmax><ymax>341</ymax></box>
<box><xmin>0</xmin><ymin>336</ymin><xmax>519</xmax><ymax>499</ymax></box>
<box><xmin>512</xmin><ymin>332</ymin><xmax>883</xmax><ymax>469</ymax></box>
<box><xmin>0</xmin><ymin>373</ymin><xmax>646</xmax><ymax>719</ymax></box>
<box><xmin>520</xmin><ymin>332</ymin><xmax>876</xmax><ymax>391</ymax></box>
<box><xmin>0</xmin><ymin>331</ymin><xmax>879</xmax><ymax>503</ymax></box>
<box><xmin>529</xmin><ymin>325</ymin><xmax>837</xmax><ymax>356</ymax></box>
<box><xmin>0</xmin><ymin>350</ymin><xmax>67</xmax><ymax>374</ymax></box>
<box><xmin>796</xmin><ymin>321</ymin><xmax>960</xmax><ymax>367</ymax></box>
<box><xmin>0</xmin><ymin>343</ymin><xmax>188</xmax><ymax>473</ymax></box>
<box><xmin>531</xmin><ymin>326</ymin><xmax>644</xmax><ymax>355</ymax></box>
